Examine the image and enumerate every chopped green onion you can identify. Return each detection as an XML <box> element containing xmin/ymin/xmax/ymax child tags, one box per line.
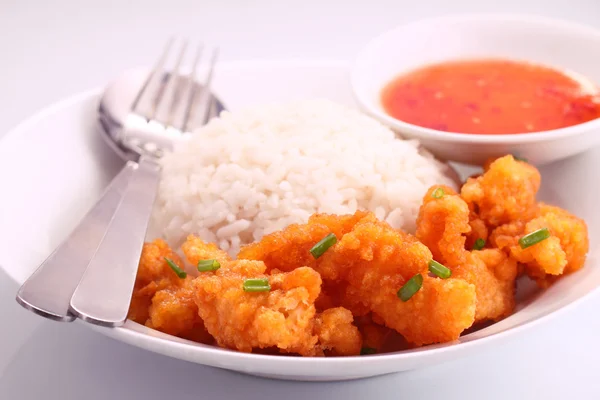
<box><xmin>243</xmin><ymin>278</ymin><xmax>271</xmax><ymax>292</ymax></box>
<box><xmin>360</xmin><ymin>347</ymin><xmax>377</xmax><ymax>355</ymax></box>
<box><xmin>165</xmin><ymin>257</ymin><xmax>187</xmax><ymax>279</ymax></box>
<box><xmin>519</xmin><ymin>228</ymin><xmax>550</xmax><ymax>249</ymax></box>
<box><xmin>513</xmin><ymin>155</ymin><xmax>528</xmax><ymax>163</ymax></box>
<box><xmin>428</xmin><ymin>260</ymin><xmax>451</xmax><ymax>279</ymax></box>
<box><xmin>397</xmin><ymin>273</ymin><xmax>424</xmax><ymax>302</ymax></box>
<box><xmin>309</xmin><ymin>233</ymin><xmax>337</xmax><ymax>259</ymax></box>
<box><xmin>431</xmin><ymin>187</ymin><xmax>445</xmax><ymax>199</ymax></box>
<box><xmin>473</xmin><ymin>238</ymin><xmax>486</xmax><ymax>251</ymax></box>
<box><xmin>197</xmin><ymin>259</ymin><xmax>221</xmax><ymax>272</ymax></box>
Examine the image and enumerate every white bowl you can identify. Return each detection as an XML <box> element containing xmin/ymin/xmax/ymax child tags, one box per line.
<box><xmin>2</xmin><ymin>60</ymin><xmax>600</xmax><ymax>381</ymax></box>
<box><xmin>351</xmin><ymin>14</ymin><xmax>600</xmax><ymax>165</ymax></box>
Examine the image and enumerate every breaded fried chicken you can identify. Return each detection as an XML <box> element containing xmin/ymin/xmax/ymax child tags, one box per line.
<box><xmin>128</xmin><ymin>239</ymin><xmax>211</xmax><ymax>342</ymax></box>
<box><xmin>491</xmin><ymin>203</ymin><xmax>588</xmax><ymax>286</ymax></box>
<box><xmin>314</xmin><ymin>307</ymin><xmax>362</xmax><ymax>356</ymax></box>
<box><xmin>128</xmin><ymin>239</ymin><xmax>187</xmax><ymax>324</ymax></box>
<box><xmin>416</xmin><ymin>189</ymin><xmax>518</xmax><ymax>322</ymax></box>
<box><xmin>461</xmin><ymin>155</ymin><xmax>541</xmax><ymax>227</ymax></box>
<box><xmin>147</xmin><ymin>278</ymin><xmax>212</xmax><ymax>342</ymax></box>
<box><xmin>186</xmin><ymin>245</ymin><xmax>323</xmax><ymax>355</ymax></box>
<box><xmin>237</xmin><ymin>211</ymin><xmax>371</xmax><ymax>277</ymax></box>
<box><xmin>240</xmin><ymin>211</ymin><xmax>477</xmax><ymax>346</ymax></box>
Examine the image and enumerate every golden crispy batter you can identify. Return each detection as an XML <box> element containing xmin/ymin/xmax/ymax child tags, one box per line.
<box><xmin>135</xmin><ymin>239</ymin><xmax>185</xmax><ymax>287</ymax></box>
<box><xmin>357</xmin><ymin>315</ymin><xmax>411</xmax><ymax>353</ymax></box>
<box><xmin>128</xmin><ymin>239</ymin><xmax>186</xmax><ymax>324</ymax></box>
<box><xmin>237</xmin><ymin>211</ymin><xmax>373</xmax><ymax>277</ymax></box>
<box><xmin>461</xmin><ymin>155</ymin><xmax>541</xmax><ymax>227</ymax></box>
<box><xmin>244</xmin><ymin>212</ymin><xmax>476</xmax><ymax>346</ymax></box>
<box><xmin>538</xmin><ymin>204</ymin><xmax>589</xmax><ymax>274</ymax></box>
<box><xmin>493</xmin><ymin>203</ymin><xmax>589</xmax><ymax>286</ymax></box>
<box><xmin>466</xmin><ymin>215</ymin><xmax>489</xmax><ymax>251</ymax></box>
<box><xmin>147</xmin><ymin>278</ymin><xmax>212</xmax><ymax>343</ymax></box>
<box><xmin>453</xmin><ymin>250</ymin><xmax>517</xmax><ymax>321</ymax></box>
<box><xmin>366</xmin><ymin>274</ymin><xmax>476</xmax><ymax>346</ymax></box>
<box><xmin>356</xmin><ymin>317</ymin><xmax>390</xmax><ymax>353</ymax></box>
<box><xmin>314</xmin><ymin>307</ymin><xmax>362</xmax><ymax>356</ymax></box>
<box><xmin>334</xmin><ymin>219</ymin><xmax>477</xmax><ymax>345</ymax></box>
<box><xmin>489</xmin><ymin>220</ymin><xmax>525</xmax><ymax>250</ymax></box>
<box><xmin>189</xmin><ymin>250</ymin><xmax>322</xmax><ymax>355</ymax></box>
<box><xmin>416</xmin><ymin>191</ymin><xmax>517</xmax><ymax>322</ymax></box>
<box><xmin>319</xmin><ymin>216</ymin><xmax>431</xmax><ymax>284</ymax></box>
<box><xmin>416</xmin><ymin>185</ymin><xmax>470</xmax><ymax>266</ymax></box>
<box><xmin>127</xmin><ymin>154</ymin><xmax>589</xmax><ymax>356</ymax></box>
<box><xmin>181</xmin><ymin>234</ymin><xmax>232</xmax><ymax>266</ymax></box>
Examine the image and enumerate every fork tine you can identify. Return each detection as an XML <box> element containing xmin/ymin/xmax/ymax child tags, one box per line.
<box><xmin>182</xmin><ymin>47</ymin><xmax>219</xmax><ymax>133</ymax></box>
<box><xmin>149</xmin><ymin>40</ymin><xmax>187</xmax><ymax>121</ymax></box>
<box><xmin>160</xmin><ymin>39</ymin><xmax>189</xmax><ymax>126</ymax></box>
<box><xmin>131</xmin><ymin>38</ymin><xmax>174</xmax><ymax>117</ymax></box>
<box><xmin>180</xmin><ymin>44</ymin><xmax>204</xmax><ymax>132</ymax></box>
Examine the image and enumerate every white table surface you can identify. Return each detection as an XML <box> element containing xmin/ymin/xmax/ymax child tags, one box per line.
<box><xmin>2</xmin><ymin>0</ymin><xmax>600</xmax><ymax>398</ymax></box>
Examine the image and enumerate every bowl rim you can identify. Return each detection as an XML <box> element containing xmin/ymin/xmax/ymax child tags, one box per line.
<box><xmin>351</xmin><ymin>13</ymin><xmax>600</xmax><ymax>144</ymax></box>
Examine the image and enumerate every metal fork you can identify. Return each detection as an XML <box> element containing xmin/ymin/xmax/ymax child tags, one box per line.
<box><xmin>16</xmin><ymin>40</ymin><xmax>219</xmax><ymax>326</ymax></box>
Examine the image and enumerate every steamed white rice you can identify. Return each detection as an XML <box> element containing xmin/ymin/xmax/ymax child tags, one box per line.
<box><xmin>149</xmin><ymin>99</ymin><xmax>457</xmax><ymax>256</ymax></box>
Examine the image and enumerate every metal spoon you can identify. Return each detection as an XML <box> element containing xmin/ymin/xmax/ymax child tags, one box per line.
<box><xmin>16</xmin><ymin>42</ymin><xmax>226</xmax><ymax>323</ymax></box>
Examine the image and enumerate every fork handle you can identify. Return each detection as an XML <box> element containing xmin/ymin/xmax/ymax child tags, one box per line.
<box><xmin>16</xmin><ymin>161</ymin><xmax>136</xmax><ymax>321</ymax></box>
<box><xmin>69</xmin><ymin>157</ymin><xmax>161</xmax><ymax>327</ymax></box>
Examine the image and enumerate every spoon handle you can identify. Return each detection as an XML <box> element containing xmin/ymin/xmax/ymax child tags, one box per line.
<box><xmin>16</xmin><ymin>162</ymin><xmax>136</xmax><ymax>321</ymax></box>
<box><xmin>69</xmin><ymin>157</ymin><xmax>160</xmax><ymax>327</ymax></box>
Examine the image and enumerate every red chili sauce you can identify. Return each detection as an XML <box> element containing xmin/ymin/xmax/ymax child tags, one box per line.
<box><xmin>381</xmin><ymin>59</ymin><xmax>600</xmax><ymax>134</ymax></box>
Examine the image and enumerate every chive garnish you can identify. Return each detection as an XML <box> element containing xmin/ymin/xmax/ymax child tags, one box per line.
<box><xmin>165</xmin><ymin>257</ymin><xmax>187</xmax><ymax>279</ymax></box>
<box><xmin>428</xmin><ymin>260</ymin><xmax>451</xmax><ymax>279</ymax></box>
<box><xmin>431</xmin><ymin>187</ymin><xmax>445</xmax><ymax>199</ymax></box>
<box><xmin>309</xmin><ymin>233</ymin><xmax>337</xmax><ymax>259</ymax></box>
<box><xmin>243</xmin><ymin>278</ymin><xmax>271</xmax><ymax>292</ymax></box>
<box><xmin>473</xmin><ymin>238</ymin><xmax>486</xmax><ymax>251</ymax></box>
<box><xmin>360</xmin><ymin>347</ymin><xmax>377</xmax><ymax>355</ymax></box>
<box><xmin>198</xmin><ymin>259</ymin><xmax>221</xmax><ymax>272</ymax></box>
<box><xmin>397</xmin><ymin>274</ymin><xmax>424</xmax><ymax>302</ymax></box>
<box><xmin>513</xmin><ymin>155</ymin><xmax>528</xmax><ymax>163</ymax></box>
<box><xmin>519</xmin><ymin>228</ymin><xmax>550</xmax><ymax>249</ymax></box>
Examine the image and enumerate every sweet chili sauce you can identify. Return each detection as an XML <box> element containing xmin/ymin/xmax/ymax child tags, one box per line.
<box><xmin>381</xmin><ymin>59</ymin><xmax>600</xmax><ymax>134</ymax></box>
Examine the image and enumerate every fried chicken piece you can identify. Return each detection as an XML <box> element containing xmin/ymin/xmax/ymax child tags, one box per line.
<box><xmin>461</xmin><ymin>155</ymin><xmax>541</xmax><ymax>227</ymax></box>
<box><xmin>538</xmin><ymin>204</ymin><xmax>589</xmax><ymax>274</ymax></box>
<box><xmin>314</xmin><ymin>307</ymin><xmax>362</xmax><ymax>356</ymax></box>
<box><xmin>240</xmin><ymin>211</ymin><xmax>476</xmax><ymax>346</ymax></box>
<box><xmin>416</xmin><ymin>190</ymin><xmax>517</xmax><ymax>322</ymax></box>
<box><xmin>128</xmin><ymin>239</ymin><xmax>186</xmax><ymax>324</ymax></box>
<box><xmin>466</xmin><ymin>215</ymin><xmax>489</xmax><ymax>251</ymax></box>
<box><xmin>189</xmin><ymin>249</ymin><xmax>322</xmax><ymax>355</ymax></box>
<box><xmin>367</xmin><ymin>274</ymin><xmax>476</xmax><ymax>346</ymax></box>
<box><xmin>181</xmin><ymin>234</ymin><xmax>232</xmax><ymax>266</ymax></box>
<box><xmin>356</xmin><ymin>315</ymin><xmax>410</xmax><ymax>353</ymax></box>
<box><xmin>319</xmin><ymin>217</ymin><xmax>476</xmax><ymax>346</ymax></box>
<box><xmin>489</xmin><ymin>220</ymin><xmax>525</xmax><ymax>250</ymax></box>
<box><xmin>127</xmin><ymin>239</ymin><xmax>213</xmax><ymax>342</ymax></box>
<box><xmin>453</xmin><ymin>250</ymin><xmax>517</xmax><ymax>321</ymax></box>
<box><xmin>492</xmin><ymin>203</ymin><xmax>588</xmax><ymax>286</ymax></box>
<box><xmin>416</xmin><ymin>185</ymin><xmax>470</xmax><ymax>266</ymax></box>
<box><xmin>356</xmin><ymin>317</ymin><xmax>390</xmax><ymax>353</ymax></box>
<box><xmin>147</xmin><ymin>278</ymin><xmax>212</xmax><ymax>343</ymax></box>
<box><xmin>237</xmin><ymin>211</ymin><xmax>373</xmax><ymax>277</ymax></box>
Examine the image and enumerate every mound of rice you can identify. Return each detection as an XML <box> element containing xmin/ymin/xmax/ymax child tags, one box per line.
<box><xmin>149</xmin><ymin>99</ymin><xmax>457</xmax><ymax>255</ymax></box>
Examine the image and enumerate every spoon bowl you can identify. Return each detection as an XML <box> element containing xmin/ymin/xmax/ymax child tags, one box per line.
<box><xmin>98</xmin><ymin>68</ymin><xmax>226</xmax><ymax>161</ymax></box>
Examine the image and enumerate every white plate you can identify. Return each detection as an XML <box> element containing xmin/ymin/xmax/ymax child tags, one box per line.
<box><xmin>1</xmin><ymin>60</ymin><xmax>599</xmax><ymax>381</ymax></box>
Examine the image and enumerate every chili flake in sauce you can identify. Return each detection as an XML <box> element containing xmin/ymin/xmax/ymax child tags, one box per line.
<box><xmin>381</xmin><ymin>59</ymin><xmax>600</xmax><ymax>134</ymax></box>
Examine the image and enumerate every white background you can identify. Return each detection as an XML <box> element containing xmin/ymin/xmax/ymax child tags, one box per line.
<box><xmin>2</xmin><ymin>0</ymin><xmax>600</xmax><ymax>398</ymax></box>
